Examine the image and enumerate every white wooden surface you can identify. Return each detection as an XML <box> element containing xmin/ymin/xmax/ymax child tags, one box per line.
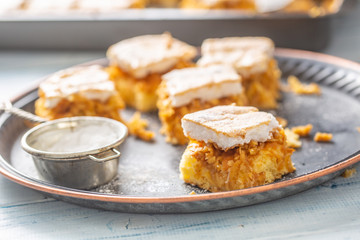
<box><xmin>1</xmin><ymin>4</ymin><xmax>360</xmax><ymax>238</ymax></box>
<box><xmin>1</xmin><ymin>162</ymin><xmax>359</xmax><ymax>239</ymax></box>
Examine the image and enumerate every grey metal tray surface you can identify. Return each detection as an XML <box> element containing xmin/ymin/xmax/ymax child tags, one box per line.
<box><xmin>0</xmin><ymin>49</ymin><xmax>360</xmax><ymax>213</ymax></box>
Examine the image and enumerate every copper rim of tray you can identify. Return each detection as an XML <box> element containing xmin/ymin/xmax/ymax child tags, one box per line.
<box><xmin>0</xmin><ymin>48</ymin><xmax>359</xmax><ymax>204</ymax></box>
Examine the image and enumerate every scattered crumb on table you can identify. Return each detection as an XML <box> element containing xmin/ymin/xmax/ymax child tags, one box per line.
<box><xmin>314</xmin><ymin>132</ymin><xmax>333</xmax><ymax>142</ymax></box>
<box><xmin>189</xmin><ymin>191</ymin><xmax>196</xmax><ymax>195</ymax></box>
<box><xmin>341</xmin><ymin>168</ymin><xmax>357</xmax><ymax>178</ymax></box>
<box><xmin>288</xmin><ymin>75</ymin><xmax>321</xmax><ymax>95</ymax></box>
<box><xmin>291</xmin><ymin>124</ymin><xmax>313</xmax><ymax>137</ymax></box>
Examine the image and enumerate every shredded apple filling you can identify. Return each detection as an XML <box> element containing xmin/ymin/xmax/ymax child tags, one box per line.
<box><xmin>180</xmin><ymin>129</ymin><xmax>295</xmax><ymax>192</ymax></box>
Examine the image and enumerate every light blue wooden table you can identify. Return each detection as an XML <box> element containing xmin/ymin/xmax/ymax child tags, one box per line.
<box><xmin>1</xmin><ymin>5</ymin><xmax>360</xmax><ymax>239</ymax></box>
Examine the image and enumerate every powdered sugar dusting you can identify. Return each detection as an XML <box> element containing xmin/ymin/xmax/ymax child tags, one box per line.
<box><xmin>182</xmin><ymin>105</ymin><xmax>280</xmax><ymax>150</ymax></box>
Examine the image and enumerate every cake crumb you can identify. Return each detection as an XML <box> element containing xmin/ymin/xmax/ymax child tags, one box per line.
<box><xmin>314</xmin><ymin>132</ymin><xmax>333</xmax><ymax>142</ymax></box>
<box><xmin>357</xmin><ymin>127</ymin><xmax>360</xmax><ymax>133</ymax></box>
<box><xmin>189</xmin><ymin>191</ymin><xmax>196</xmax><ymax>195</ymax></box>
<box><xmin>127</xmin><ymin>112</ymin><xmax>155</xmax><ymax>141</ymax></box>
<box><xmin>308</xmin><ymin>6</ymin><xmax>324</xmax><ymax>18</ymax></box>
<box><xmin>285</xmin><ymin>128</ymin><xmax>302</xmax><ymax>148</ymax></box>
<box><xmin>276</xmin><ymin>117</ymin><xmax>288</xmax><ymax>128</ymax></box>
<box><xmin>291</xmin><ymin>124</ymin><xmax>313</xmax><ymax>137</ymax></box>
<box><xmin>288</xmin><ymin>75</ymin><xmax>321</xmax><ymax>95</ymax></box>
<box><xmin>341</xmin><ymin>168</ymin><xmax>357</xmax><ymax>178</ymax></box>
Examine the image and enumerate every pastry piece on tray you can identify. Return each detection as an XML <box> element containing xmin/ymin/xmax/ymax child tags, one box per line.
<box><xmin>35</xmin><ymin>65</ymin><xmax>125</xmax><ymax>122</ymax></box>
<box><xmin>180</xmin><ymin>0</ymin><xmax>256</xmax><ymax>10</ymax></box>
<box><xmin>198</xmin><ymin>37</ymin><xmax>281</xmax><ymax>109</ymax></box>
<box><xmin>157</xmin><ymin>65</ymin><xmax>247</xmax><ymax>145</ymax></box>
<box><xmin>180</xmin><ymin>105</ymin><xmax>295</xmax><ymax>192</ymax></box>
<box><xmin>106</xmin><ymin>33</ymin><xmax>197</xmax><ymax>112</ymax></box>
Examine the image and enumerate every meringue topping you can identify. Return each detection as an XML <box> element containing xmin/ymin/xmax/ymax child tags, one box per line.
<box><xmin>198</xmin><ymin>37</ymin><xmax>275</xmax><ymax>76</ymax></box>
<box><xmin>107</xmin><ymin>33</ymin><xmax>197</xmax><ymax>79</ymax></box>
<box><xmin>163</xmin><ymin>65</ymin><xmax>243</xmax><ymax>107</ymax></box>
<box><xmin>182</xmin><ymin>105</ymin><xmax>280</xmax><ymax>150</ymax></box>
<box><xmin>39</xmin><ymin>65</ymin><xmax>116</xmax><ymax>109</ymax></box>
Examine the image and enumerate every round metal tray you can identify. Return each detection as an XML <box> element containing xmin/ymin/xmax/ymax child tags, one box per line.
<box><xmin>0</xmin><ymin>49</ymin><xmax>360</xmax><ymax>213</ymax></box>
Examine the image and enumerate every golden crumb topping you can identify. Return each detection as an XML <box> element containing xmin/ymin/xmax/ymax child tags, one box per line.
<box><xmin>314</xmin><ymin>132</ymin><xmax>333</xmax><ymax>142</ymax></box>
<box><xmin>284</xmin><ymin>128</ymin><xmax>302</xmax><ymax>148</ymax></box>
<box><xmin>127</xmin><ymin>112</ymin><xmax>155</xmax><ymax>141</ymax></box>
<box><xmin>288</xmin><ymin>75</ymin><xmax>321</xmax><ymax>95</ymax></box>
<box><xmin>291</xmin><ymin>124</ymin><xmax>313</xmax><ymax>137</ymax></box>
<box><xmin>341</xmin><ymin>168</ymin><xmax>357</xmax><ymax>178</ymax></box>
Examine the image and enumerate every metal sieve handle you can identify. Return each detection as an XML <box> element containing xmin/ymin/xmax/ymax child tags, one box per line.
<box><xmin>0</xmin><ymin>99</ymin><xmax>47</xmax><ymax>123</ymax></box>
<box><xmin>89</xmin><ymin>148</ymin><xmax>121</xmax><ymax>162</ymax></box>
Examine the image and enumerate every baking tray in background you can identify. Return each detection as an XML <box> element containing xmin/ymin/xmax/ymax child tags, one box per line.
<box><xmin>0</xmin><ymin>0</ymin><xmax>355</xmax><ymax>51</ymax></box>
